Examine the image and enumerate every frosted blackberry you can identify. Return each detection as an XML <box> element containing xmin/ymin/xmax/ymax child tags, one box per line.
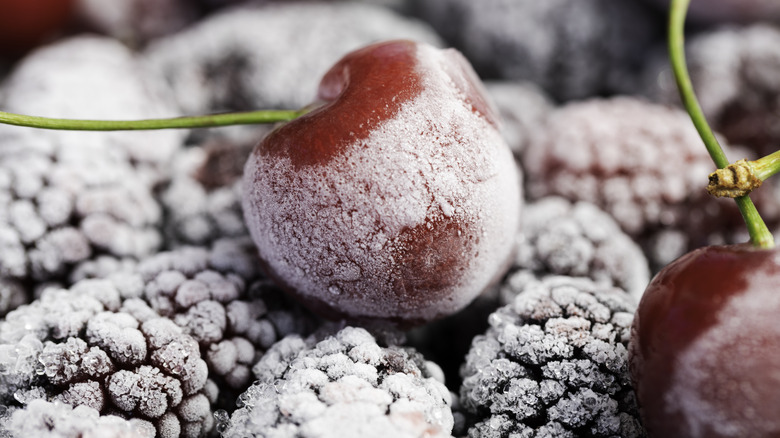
<box><xmin>144</xmin><ymin>2</ymin><xmax>442</xmax><ymax>114</ymax></box>
<box><xmin>413</xmin><ymin>0</ymin><xmax>660</xmax><ymax>101</ymax></box>
<box><xmin>0</xmin><ymin>35</ymin><xmax>185</xmax><ymax>180</ymax></box>
<box><xmin>0</xmin><ymin>36</ymin><xmax>186</xmax><ymax>295</ymax></box>
<box><xmin>72</xmin><ymin>238</ymin><xmax>319</xmax><ymax>393</ymax></box>
<box><xmin>0</xmin><ymin>280</ymin><xmax>26</xmax><ymax>318</ymax></box>
<box><xmin>511</xmin><ymin>197</ymin><xmax>650</xmax><ymax>302</ymax></box>
<box><xmin>522</xmin><ymin>97</ymin><xmax>756</xmax><ymax>269</ymax></box>
<box><xmin>0</xmin><ymin>281</ymin><xmax>214</xmax><ymax>438</ymax></box>
<box><xmin>159</xmin><ymin>139</ymin><xmax>250</xmax><ymax>248</ymax></box>
<box><xmin>643</xmin><ymin>24</ymin><xmax>780</xmax><ymax>157</ymax></box>
<box><xmin>219</xmin><ymin>326</ymin><xmax>453</xmax><ymax>438</ymax></box>
<box><xmin>460</xmin><ymin>275</ymin><xmax>645</xmax><ymax>437</ymax></box>
<box><xmin>75</xmin><ymin>0</ymin><xmax>199</xmax><ymax>46</ymax></box>
<box><xmin>0</xmin><ymin>399</ymin><xmax>154</xmax><ymax>438</ymax></box>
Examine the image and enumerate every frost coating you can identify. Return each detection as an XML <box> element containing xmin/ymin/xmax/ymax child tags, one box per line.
<box><xmin>460</xmin><ymin>276</ymin><xmax>645</xmax><ymax>437</ymax></box>
<box><xmin>144</xmin><ymin>2</ymin><xmax>443</xmax><ymax>113</ymax></box>
<box><xmin>221</xmin><ymin>326</ymin><xmax>453</xmax><ymax>438</ymax></box>
<box><xmin>643</xmin><ymin>24</ymin><xmax>780</xmax><ymax>159</ymax></box>
<box><xmin>0</xmin><ymin>36</ymin><xmax>184</xmax><ymax>292</ymax></box>
<box><xmin>71</xmin><ymin>239</ymin><xmax>318</xmax><ymax>391</ymax></box>
<box><xmin>243</xmin><ymin>42</ymin><xmax>521</xmax><ymax>325</ymax></box>
<box><xmin>0</xmin><ymin>281</ymin><xmax>212</xmax><ymax>437</ymax></box>
<box><xmin>665</xmin><ymin>272</ymin><xmax>780</xmax><ymax>437</ymax></box>
<box><xmin>523</xmin><ymin>97</ymin><xmax>751</xmax><ymax>269</ymax></box>
<box><xmin>414</xmin><ymin>0</ymin><xmax>658</xmax><ymax>101</ymax></box>
<box><xmin>0</xmin><ymin>399</ymin><xmax>154</xmax><ymax>438</ymax></box>
<box><xmin>510</xmin><ymin>197</ymin><xmax>650</xmax><ymax>301</ymax></box>
<box><xmin>160</xmin><ymin>142</ymin><xmax>250</xmax><ymax>247</ymax></box>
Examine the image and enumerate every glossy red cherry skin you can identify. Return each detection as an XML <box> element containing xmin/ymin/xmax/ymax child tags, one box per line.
<box><xmin>242</xmin><ymin>40</ymin><xmax>522</xmax><ymax>327</ymax></box>
<box><xmin>0</xmin><ymin>0</ymin><xmax>75</xmax><ymax>57</ymax></box>
<box><xmin>629</xmin><ymin>244</ymin><xmax>780</xmax><ymax>437</ymax></box>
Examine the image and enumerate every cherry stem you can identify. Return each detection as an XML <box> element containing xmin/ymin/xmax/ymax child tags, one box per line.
<box><xmin>0</xmin><ymin>109</ymin><xmax>305</xmax><ymax>131</ymax></box>
<box><xmin>668</xmin><ymin>0</ymin><xmax>774</xmax><ymax>249</ymax></box>
<box><xmin>750</xmin><ymin>150</ymin><xmax>780</xmax><ymax>182</ymax></box>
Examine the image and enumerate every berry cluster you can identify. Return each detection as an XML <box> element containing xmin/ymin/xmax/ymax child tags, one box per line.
<box><xmin>2</xmin><ymin>0</ymin><xmax>780</xmax><ymax>437</ymax></box>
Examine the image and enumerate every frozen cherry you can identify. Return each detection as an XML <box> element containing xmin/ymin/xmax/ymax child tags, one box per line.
<box><xmin>241</xmin><ymin>40</ymin><xmax>522</xmax><ymax>327</ymax></box>
<box><xmin>629</xmin><ymin>244</ymin><xmax>780</xmax><ymax>437</ymax></box>
<box><xmin>0</xmin><ymin>0</ymin><xmax>75</xmax><ymax>57</ymax></box>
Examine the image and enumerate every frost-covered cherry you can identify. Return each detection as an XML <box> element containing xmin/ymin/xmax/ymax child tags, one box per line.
<box><xmin>0</xmin><ymin>0</ymin><xmax>75</xmax><ymax>56</ymax></box>
<box><xmin>629</xmin><ymin>244</ymin><xmax>780</xmax><ymax>437</ymax></box>
<box><xmin>242</xmin><ymin>40</ymin><xmax>522</xmax><ymax>327</ymax></box>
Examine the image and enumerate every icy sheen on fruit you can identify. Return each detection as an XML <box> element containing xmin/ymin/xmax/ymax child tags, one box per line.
<box><xmin>242</xmin><ymin>40</ymin><xmax>522</xmax><ymax>326</ymax></box>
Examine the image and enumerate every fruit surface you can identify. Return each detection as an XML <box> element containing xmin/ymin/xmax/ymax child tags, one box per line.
<box><xmin>242</xmin><ymin>40</ymin><xmax>521</xmax><ymax>327</ymax></box>
<box><xmin>630</xmin><ymin>244</ymin><xmax>780</xmax><ymax>437</ymax></box>
<box><xmin>0</xmin><ymin>0</ymin><xmax>75</xmax><ymax>56</ymax></box>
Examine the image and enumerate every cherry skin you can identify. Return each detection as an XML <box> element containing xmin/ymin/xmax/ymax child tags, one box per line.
<box><xmin>629</xmin><ymin>243</ymin><xmax>780</xmax><ymax>437</ymax></box>
<box><xmin>0</xmin><ymin>0</ymin><xmax>75</xmax><ymax>57</ymax></box>
<box><xmin>242</xmin><ymin>40</ymin><xmax>522</xmax><ymax>327</ymax></box>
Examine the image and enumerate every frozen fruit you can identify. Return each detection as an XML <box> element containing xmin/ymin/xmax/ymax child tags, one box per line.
<box><xmin>509</xmin><ymin>196</ymin><xmax>650</xmax><ymax>301</ymax></box>
<box><xmin>159</xmin><ymin>140</ymin><xmax>250</xmax><ymax>247</ymax></box>
<box><xmin>460</xmin><ymin>275</ymin><xmax>645</xmax><ymax>437</ymax></box>
<box><xmin>218</xmin><ymin>326</ymin><xmax>453</xmax><ymax>438</ymax></box>
<box><xmin>413</xmin><ymin>0</ymin><xmax>661</xmax><ymax>101</ymax></box>
<box><xmin>522</xmin><ymin>97</ymin><xmax>756</xmax><ymax>269</ymax></box>
<box><xmin>484</xmin><ymin>80</ymin><xmax>552</xmax><ymax>158</ymax></box>
<box><xmin>0</xmin><ymin>0</ymin><xmax>75</xmax><ymax>57</ymax></box>
<box><xmin>0</xmin><ymin>282</ymin><xmax>214</xmax><ymax>437</ymax></box>
<box><xmin>242</xmin><ymin>40</ymin><xmax>522</xmax><ymax>326</ymax></box>
<box><xmin>75</xmin><ymin>0</ymin><xmax>198</xmax><ymax>45</ymax></box>
<box><xmin>144</xmin><ymin>3</ymin><xmax>443</xmax><ymax>114</ymax></box>
<box><xmin>629</xmin><ymin>244</ymin><xmax>780</xmax><ymax>437</ymax></box>
<box><xmin>643</xmin><ymin>24</ymin><xmax>780</xmax><ymax>158</ymax></box>
<box><xmin>0</xmin><ymin>399</ymin><xmax>154</xmax><ymax>438</ymax></box>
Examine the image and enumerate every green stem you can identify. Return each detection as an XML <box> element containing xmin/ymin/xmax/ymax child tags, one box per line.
<box><xmin>750</xmin><ymin>149</ymin><xmax>780</xmax><ymax>182</ymax></box>
<box><xmin>669</xmin><ymin>0</ymin><xmax>774</xmax><ymax>248</ymax></box>
<box><xmin>0</xmin><ymin>109</ymin><xmax>305</xmax><ymax>131</ymax></box>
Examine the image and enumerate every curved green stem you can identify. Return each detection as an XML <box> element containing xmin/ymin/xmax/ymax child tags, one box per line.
<box><xmin>0</xmin><ymin>109</ymin><xmax>305</xmax><ymax>131</ymax></box>
<box><xmin>669</xmin><ymin>0</ymin><xmax>774</xmax><ymax>248</ymax></box>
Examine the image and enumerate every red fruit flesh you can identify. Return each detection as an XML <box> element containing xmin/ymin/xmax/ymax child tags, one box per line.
<box><xmin>242</xmin><ymin>40</ymin><xmax>521</xmax><ymax>327</ymax></box>
<box><xmin>0</xmin><ymin>0</ymin><xmax>75</xmax><ymax>56</ymax></box>
<box><xmin>630</xmin><ymin>244</ymin><xmax>780</xmax><ymax>437</ymax></box>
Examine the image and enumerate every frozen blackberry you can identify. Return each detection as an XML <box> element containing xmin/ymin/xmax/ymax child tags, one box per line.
<box><xmin>0</xmin><ymin>281</ymin><xmax>214</xmax><ymax>438</ymax></box>
<box><xmin>0</xmin><ymin>399</ymin><xmax>154</xmax><ymax>438</ymax></box>
<box><xmin>511</xmin><ymin>197</ymin><xmax>650</xmax><ymax>302</ymax></box>
<box><xmin>159</xmin><ymin>139</ymin><xmax>251</xmax><ymax>248</ymax></box>
<box><xmin>71</xmin><ymin>238</ymin><xmax>319</xmax><ymax>395</ymax></box>
<box><xmin>0</xmin><ymin>36</ymin><xmax>189</xmax><ymax>293</ymax></box>
<box><xmin>0</xmin><ymin>35</ymin><xmax>185</xmax><ymax>181</ymax></box>
<box><xmin>75</xmin><ymin>0</ymin><xmax>199</xmax><ymax>46</ymax></box>
<box><xmin>522</xmin><ymin>96</ymin><xmax>758</xmax><ymax>269</ymax></box>
<box><xmin>413</xmin><ymin>0</ymin><xmax>661</xmax><ymax>101</ymax></box>
<box><xmin>643</xmin><ymin>24</ymin><xmax>780</xmax><ymax>157</ymax></box>
<box><xmin>484</xmin><ymin>81</ymin><xmax>553</xmax><ymax>157</ymax></box>
<box><xmin>143</xmin><ymin>2</ymin><xmax>443</xmax><ymax>114</ymax></box>
<box><xmin>460</xmin><ymin>275</ymin><xmax>645</xmax><ymax>437</ymax></box>
<box><xmin>218</xmin><ymin>326</ymin><xmax>453</xmax><ymax>438</ymax></box>
<box><xmin>0</xmin><ymin>280</ymin><xmax>26</xmax><ymax>318</ymax></box>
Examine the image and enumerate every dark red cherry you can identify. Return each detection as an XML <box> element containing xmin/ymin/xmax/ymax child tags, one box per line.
<box><xmin>241</xmin><ymin>40</ymin><xmax>522</xmax><ymax>327</ymax></box>
<box><xmin>630</xmin><ymin>243</ymin><xmax>780</xmax><ymax>437</ymax></box>
<box><xmin>0</xmin><ymin>0</ymin><xmax>75</xmax><ymax>57</ymax></box>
